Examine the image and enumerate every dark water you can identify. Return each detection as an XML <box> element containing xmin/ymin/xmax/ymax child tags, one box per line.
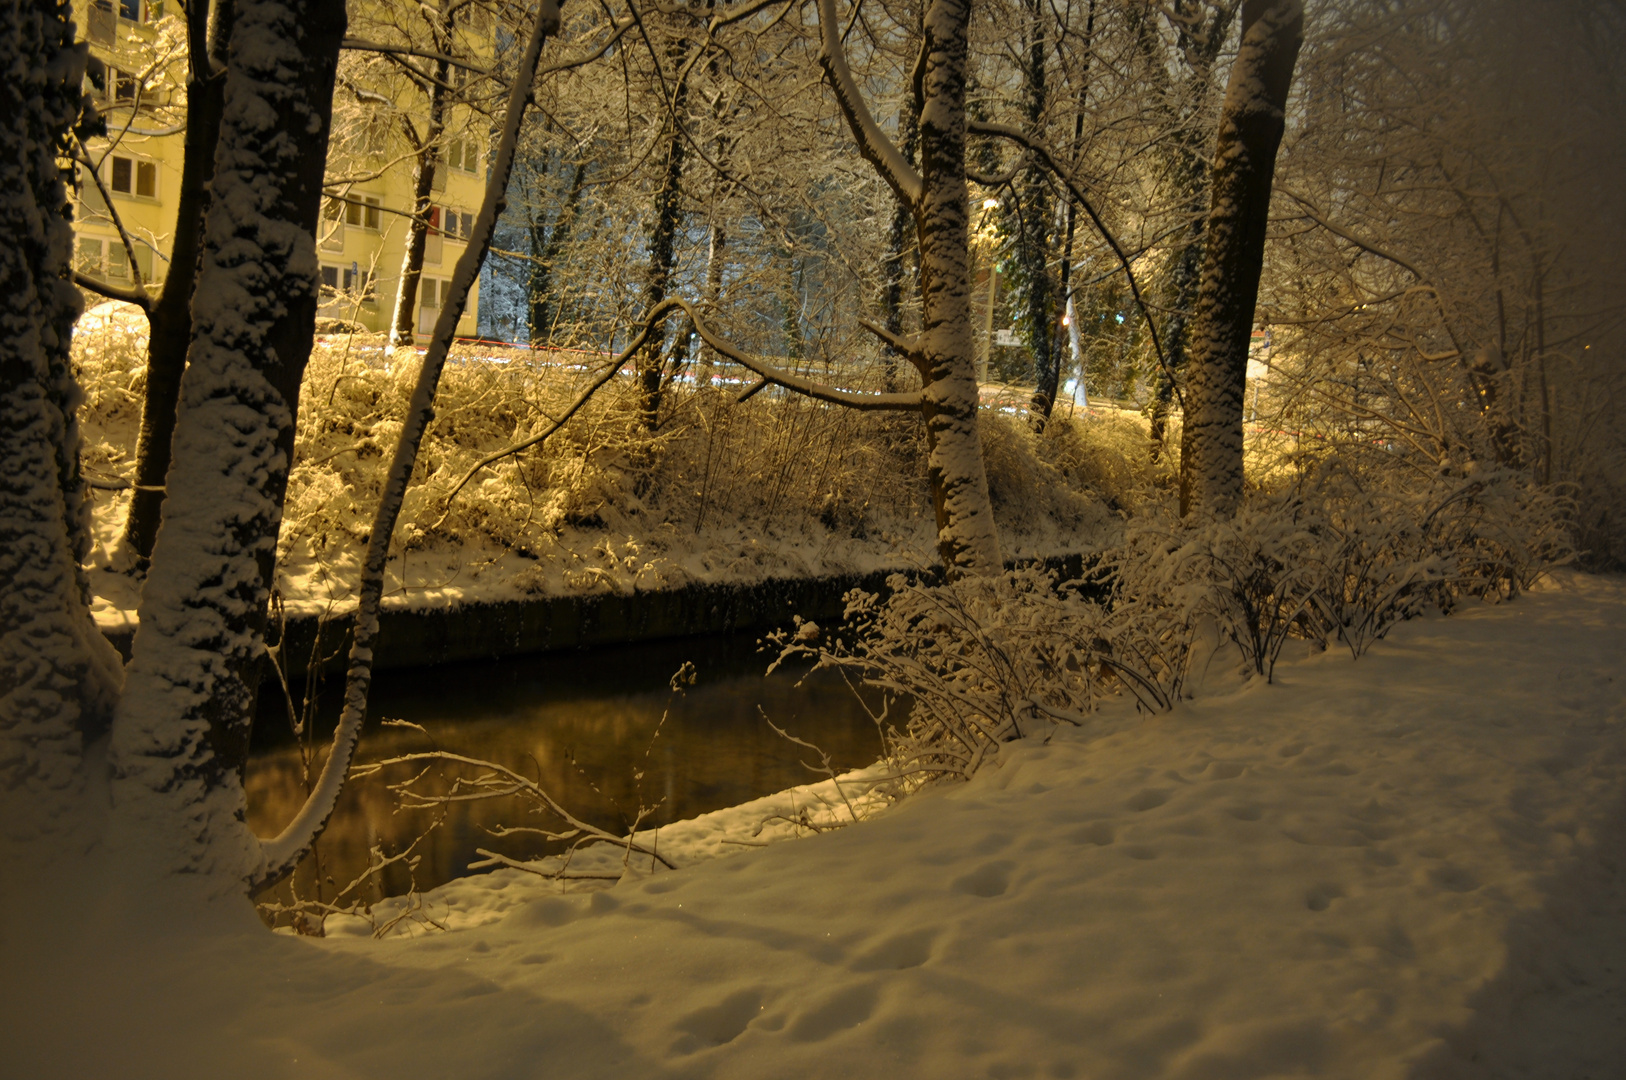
<box><xmin>245</xmin><ymin>634</ymin><xmax>885</xmax><ymax>915</ymax></box>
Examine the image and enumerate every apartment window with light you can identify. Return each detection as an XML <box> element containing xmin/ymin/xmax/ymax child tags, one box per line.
<box><xmin>76</xmin><ymin>236</ymin><xmax>153</xmax><ymax>282</ymax></box>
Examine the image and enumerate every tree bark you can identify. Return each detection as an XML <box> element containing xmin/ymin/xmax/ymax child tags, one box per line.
<box><xmin>1016</xmin><ymin>0</ymin><xmax>1058</xmax><ymax>430</ymax></box>
<box><xmin>913</xmin><ymin>0</ymin><xmax>1002</xmax><ymax>573</ymax></box>
<box><xmin>109</xmin><ymin>0</ymin><xmax>346</xmax><ymax>883</ymax></box>
<box><xmin>118</xmin><ymin>0</ymin><xmax>232</xmax><ymax>564</ymax></box>
<box><xmin>1</xmin><ymin>0</ymin><xmax>124</xmax><ymax>838</ymax></box>
<box><xmin>1178</xmin><ymin>0</ymin><xmax>1303</xmax><ymax>518</ymax></box>
<box><xmin>818</xmin><ymin>0</ymin><xmax>1000</xmax><ymax>575</ymax></box>
<box><xmin>388</xmin><ymin>5</ymin><xmax>454</xmax><ymax>352</ymax></box>
<box><xmin>1138</xmin><ymin>0</ymin><xmax>1237</xmax><ymax>462</ymax></box>
<box><xmin>879</xmin><ymin>13</ymin><xmax>920</xmax><ymax>392</ymax></box>
<box><xmin>637</xmin><ymin>36</ymin><xmax>690</xmax><ymax>430</ymax></box>
<box><xmin>527</xmin><ymin>158</ymin><xmax>586</xmax><ymax>347</ymax></box>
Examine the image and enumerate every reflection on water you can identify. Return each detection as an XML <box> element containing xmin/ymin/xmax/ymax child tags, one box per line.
<box><xmin>246</xmin><ymin>634</ymin><xmax>884</xmax><ymax>912</ymax></box>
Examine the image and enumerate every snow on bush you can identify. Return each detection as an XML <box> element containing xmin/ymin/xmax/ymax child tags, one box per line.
<box><xmin>73</xmin><ymin>327</ymin><xmax>1128</xmax><ymax>603</ymax></box>
<box><xmin>787</xmin><ymin>460</ymin><xmax>1576</xmax><ymax>787</ymax></box>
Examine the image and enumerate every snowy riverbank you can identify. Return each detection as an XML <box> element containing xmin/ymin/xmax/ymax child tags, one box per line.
<box><xmin>6</xmin><ymin>573</ymin><xmax>1625</xmax><ymax>1079</ymax></box>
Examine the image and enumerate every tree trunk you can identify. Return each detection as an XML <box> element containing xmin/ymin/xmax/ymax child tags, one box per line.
<box><xmin>255</xmin><ymin>0</ymin><xmax>563</xmax><ymax>892</ymax></box>
<box><xmin>1178</xmin><ymin>0</ymin><xmax>1303</xmax><ymax>518</ymax></box>
<box><xmin>1</xmin><ymin>0</ymin><xmax>124</xmax><ymax>838</ymax></box>
<box><xmin>1148</xmin><ymin>200</ymin><xmax>1203</xmax><ymax>458</ymax></box>
<box><xmin>1016</xmin><ymin>0</ymin><xmax>1058</xmax><ymax>430</ymax></box>
<box><xmin>880</xmin><ymin>94</ymin><xmax>919</xmax><ymax>391</ymax></box>
<box><xmin>118</xmin><ymin>0</ymin><xmax>232</xmax><ymax>565</ymax></box>
<box><xmin>109</xmin><ymin>0</ymin><xmax>346</xmax><ymax>883</ymax></box>
<box><xmin>698</xmin><ymin>218</ymin><xmax>726</xmax><ymax>371</ymax></box>
<box><xmin>388</xmin><ymin>15</ymin><xmax>453</xmax><ymax>352</ymax></box>
<box><xmin>527</xmin><ymin>158</ymin><xmax>586</xmax><ymax>347</ymax></box>
<box><xmin>915</xmin><ymin>0</ymin><xmax>1002</xmax><ymax>574</ymax></box>
<box><xmin>637</xmin><ymin>37</ymin><xmax>690</xmax><ymax>430</ymax></box>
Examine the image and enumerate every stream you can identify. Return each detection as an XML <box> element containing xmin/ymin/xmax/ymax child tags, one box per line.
<box><xmin>245</xmin><ymin>633</ymin><xmax>887</xmax><ymax>917</ymax></box>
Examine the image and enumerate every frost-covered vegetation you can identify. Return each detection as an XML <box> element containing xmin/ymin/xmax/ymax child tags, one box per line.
<box><xmin>73</xmin><ymin>309</ymin><xmax>1130</xmax><ymax>608</ymax></box>
<box><xmin>779</xmin><ymin>457</ymin><xmax>1576</xmax><ymax>792</ymax></box>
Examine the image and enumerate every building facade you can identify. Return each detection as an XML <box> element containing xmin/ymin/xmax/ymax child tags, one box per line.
<box><xmin>71</xmin><ymin>0</ymin><xmax>487</xmax><ymax>338</ymax></box>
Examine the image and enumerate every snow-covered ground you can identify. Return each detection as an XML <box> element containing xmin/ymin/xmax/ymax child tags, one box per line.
<box><xmin>5</xmin><ymin>574</ymin><xmax>1625</xmax><ymax>1079</ymax></box>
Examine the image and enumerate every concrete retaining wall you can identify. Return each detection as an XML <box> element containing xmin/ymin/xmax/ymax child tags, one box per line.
<box><xmin>100</xmin><ymin>554</ymin><xmax>1093</xmax><ymax>678</ymax></box>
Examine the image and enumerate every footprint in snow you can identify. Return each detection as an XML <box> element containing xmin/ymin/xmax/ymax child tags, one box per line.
<box><xmin>1068</xmin><ymin>821</ymin><xmax>1116</xmax><ymax>847</ymax></box>
<box><xmin>952</xmin><ymin>861</ymin><xmax>1014</xmax><ymax>898</ymax></box>
<box><xmin>1305</xmin><ymin>882</ymin><xmax>1346</xmax><ymax>912</ymax></box>
<box><xmin>787</xmin><ymin>983</ymin><xmax>878</xmax><ymax>1042</ymax></box>
<box><xmin>851</xmin><ymin>928</ymin><xmax>937</xmax><ymax>972</ymax></box>
<box><xmin>669</xmin><ymin>988</ymin><xmax>763</xmax><ymax>1054</ymax></box>
<box><xmin>1126</xmin><ymin>788</ymin><xmax>1172</xmax><ymax>812</ymax></box>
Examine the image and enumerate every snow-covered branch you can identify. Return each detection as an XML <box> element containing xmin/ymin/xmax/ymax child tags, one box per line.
<box><xmin>815</xmin><ymin>0</ymin><xmax>922</xmax><ymax>206</ymax></box>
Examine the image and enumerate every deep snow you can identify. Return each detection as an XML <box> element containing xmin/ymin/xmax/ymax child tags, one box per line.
<box><xmin>4</xmin><ymin>573</ymin><xmax>1624</xmax><ymax>1079</ymax></box>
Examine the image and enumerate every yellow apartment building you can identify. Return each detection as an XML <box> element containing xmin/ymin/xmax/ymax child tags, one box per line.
<box><xmin>70</xmin><ymin>0</ymin><xmax>488</xmax><ymax>338</ymax></box>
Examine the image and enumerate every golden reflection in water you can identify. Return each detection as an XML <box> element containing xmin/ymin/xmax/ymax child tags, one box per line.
<box><xmin>246</xmin><ymin>638</ymin><xmax>884</xmax><ymax>915</ymax></box>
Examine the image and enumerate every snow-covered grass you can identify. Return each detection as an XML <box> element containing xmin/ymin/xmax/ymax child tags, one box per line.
<box><xmin>72</xmin><ymin>306</ymin><xmax>1132</xmax><ymax>616</ymax></box>
<box><xmin>6</xmin><ymin>572</ymin><xmax>1624</xmax><ymax>1078</ymax></box>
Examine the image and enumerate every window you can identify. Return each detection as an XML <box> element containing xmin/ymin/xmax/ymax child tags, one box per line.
<box><xmin>78</xmin><ymin>172</ymin><xmax>111</xmax><ymax>219</ymax></box>
<box><xmin>417</xmin><ymin>277</ymin><xmax>448</xmax><ymax>333</ymax></box>
<box><xmin>108</xmin><ymin>154</ymin><xmax>157</xmax><ymax>199</ymax></box>
<box><xmin>76</xmin><ymin>235</ymin><xmax>153</xmax><ymax>282</ymax></box>
<box><xmin>321</xmin><ymin>263</ymin><xmax>375</xmax><ymax>303</ymax></box>
<box><xmin>320</xmin><ymin>198</ymin><xmax>344</xmax><ymax>251</ymax></box>
<box><xmin>342</xmin><ymin>195</ymin><xmax>381</xmax><ymax>231</ymax></box>
<box><xmin>105</xmin><ymin>67</ymin><xmax>140</xmax><ymax>104</ymax></box>
<box><xmin>77</xmin><ymin>236</ymin><xmax>124</xmax><ymax>280</ymax></box>
<box><xmin>345</xmin><ymin>266</ymin><xmax>376</xmax><ymax>302</ymax></box>
<box><xmin>445</xmin><ymin>138</ymin><xmax>481</xmax><ymax>175</ymax></box>
<box><xmin>116</xmin><ymin>0</ymin><xmax>159</xmax><ymax>21</ymax></box>
<box><xmin>430</xmin><ymin>206</ymin><xmax>473</xmax><ymax>242</ymax></box>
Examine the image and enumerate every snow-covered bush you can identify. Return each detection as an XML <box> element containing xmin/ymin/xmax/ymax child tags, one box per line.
<box><xmin>68</xmin><ymin>303</ymin><xmax>148</xmax><ymax>493</ymax></box>
<box><xmin>788</xmin><ymin>456</ymin><xmax>1578</xmax><ymax>788</ymax></box>
<box><xmin>1037</xmin><ymin>409</ymin><xmax>1172</xmax><ymax>515</ymax></box>
<box><xmin>75</xmin><ymin>330</ymin><xmax>1123</xmax><ymax>601</ymax></box>
<box><xmin>774</xmin><ymin>569</ymin><xmax>1108</xmax><ymax>786</ymax></box>
<box><xmin>1110</xmin><ymin>502</ymin><xmax>1324</xmax><ymax>684</ymax></box>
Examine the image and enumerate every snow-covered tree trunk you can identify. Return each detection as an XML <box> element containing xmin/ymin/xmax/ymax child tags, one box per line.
<box><xmin>119</xmin><ymin>0</ymin><xmax>232</xmax><ymax>564</ymax></box>
<box><xmin>1178</xmin><ymin>0</ymin><xmax>1302</xmax><ymax>518</ymax></box>
<box><xmin>912</xmin><ymin>0</ymin><xmax>1002</xmax><ymax>573</ymax></box>
<box><xmin>818</xmin><ymin>0</ymin><xmax>1001</xmax><ymax>575</ymax></box>
<box><xmin>0</xmin><ymin>0</ymin><xmax>124</xmax><ymax>839</ymax></box>
<box><xmin>108</xmin><ymin>0</ymin><xmax>345</xmax><ymax>884</ymax></box>
<box><xmin>527</xmin><ymin>159</ymin><xmax>586</xmax><ymax>347</ymax></box>
<box><xmin>254</xmin><ymin>0</ymin><xmax>564</xmax><ymax>891</ymax></box>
